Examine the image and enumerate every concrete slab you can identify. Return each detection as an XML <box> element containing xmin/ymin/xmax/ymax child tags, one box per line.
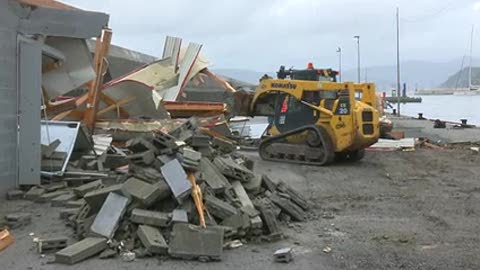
<box><xmin>199</xmin><ymin>158</ymin><xmax>230</xmax><ymax>193</ymax></box>
<box><xmin>84</xmin><ymin>184</ymin><xmax>123</xmax><ymax>213</ymax></box>
<box><xmin>168</xmin><ymin>223</ymin><xmax>224</xmax><ymax>261</ymax></box>
<box><xmin>73</xmin><ymin>180</ymin><xmax>103</xmax><ymax>197</ymax></box>
<box><xmin>36</xmin><ymin>236</ymin><xmax>68</xmax><ymax>253</ymax></box>
<box><xmin>37</xmin><ymin>190</ymin><xmax>70</xmax><ymax>203</ymax></box>
<box><xmin>136</xmin><ymin>225</ymin><xmax>168</xmax><ymax>255</ymax></box>
<box><xmin>130</xmin><ymin>209</ymin><xmax>171</xmax><ymax>227</ymax></box>
<box><xmin>24</xmin><ymin>186</ymin><xmax>45</xmax><ymax>201</ymax></box>
<box><xmin>55</xmin><ymin>237</ymin><xmax>107</xmax><ymax>265</ymax></box>
<box><xmin>172</xmin><ymin>209</ymin><xmax>188</xmax><ymax>224</ymax></box>
<box><xmin>204</xmin><ymin>195</ymin><xmax>238</xmax><ymax>220</ymax></box>
<box><xmin>6</xmin><ymin>190</ymin><xmax>24</xmax><ymax>200</ymax></box>
<box><xmin>121</xmin><ymin>177</ymin><xmax>162</xmax><ymax>206</ymax></box>
<box><xmin>51</xmin><ymin>193</ymin><xmax>77</xmax><ymax>207</ymax></box>
<box><xmin>160</xmin><ymin>159</ymin><xmax>192</xmax><ymax>203</ymax></box>
<box><xmin>90</xmin><ymin>192</ymin><xmax>129</xmax><ymax>239</ymax></box>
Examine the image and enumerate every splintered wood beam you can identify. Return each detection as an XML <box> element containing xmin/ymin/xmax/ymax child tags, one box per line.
<box><xmin>83</xmin><ymin>28</ymin><xmax>113</xmax><ymax>131</ymax></box>
<box><xmin>52</xmin><ymin>110</ymin><xmax>84</xmax><ymax>121</ymax></box>
<box><xmin>97</xmin><ymin>95</ymin><xmax>136</xmax><ymax>117</ymax></box>
<box><xmin>99</xmin><ymin>92</ymin><xmax>130</xmax><ymax>118</ymax></box>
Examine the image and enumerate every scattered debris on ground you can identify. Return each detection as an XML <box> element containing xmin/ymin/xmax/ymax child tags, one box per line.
<box><xmin>2</xmin><ymin>116</ymin><xmax>309</xmax><ymax>265</ymax></box>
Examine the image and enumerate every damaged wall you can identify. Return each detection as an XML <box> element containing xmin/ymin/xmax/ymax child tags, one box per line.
<box><xmin>0</xmin><ymin>1</ymin><xmax>21</xmax><ymax>193</ymax></box>
<box><xmin>0</xmin><ymin>0</ymin><xmax>109</xmax><ymax>194</ymax></box>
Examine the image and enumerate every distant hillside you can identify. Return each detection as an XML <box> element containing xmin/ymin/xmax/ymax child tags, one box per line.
<box><xmin>439</xmin><ymin>67</ymin><xmax>480</xmax><ymax>88</ymax></box>
<box><xmin>214</xmin><ymin>69</ymin><xmax>274</xmax><ymax>85</ymax></box>
<box><xmin>215</xmin><ymin>58</ymin><xmax>480</xmax><ymax>92</ymax></box>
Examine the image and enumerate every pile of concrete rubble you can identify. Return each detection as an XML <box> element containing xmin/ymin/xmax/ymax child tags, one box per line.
<box><xmin>5</xmin><ymin>117</ymin><xmax>309</xmax><ymax>265</ymax></box>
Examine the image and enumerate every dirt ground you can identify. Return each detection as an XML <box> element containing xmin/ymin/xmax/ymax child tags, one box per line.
<box><xmin>1</xmin><ymin>149</ymin><xmax>480</xmax><ymax>270</ymax></box>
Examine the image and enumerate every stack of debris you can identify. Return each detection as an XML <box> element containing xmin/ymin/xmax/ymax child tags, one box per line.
<box><xmin>8</xmin><ymin>117</ymin><xmax>309</xmax><ymax>265</ymax></box>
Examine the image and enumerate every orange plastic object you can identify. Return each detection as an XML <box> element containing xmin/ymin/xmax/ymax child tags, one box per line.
<box><xmin>0</xmin><ymin>229</ymin><xmax>14</xmax><ymax>252</ymax></box>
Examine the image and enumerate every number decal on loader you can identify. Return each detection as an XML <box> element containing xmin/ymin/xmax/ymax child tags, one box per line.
<box><xmin>335</xmin><ymin>97</ymin><xmax>350</xmax><ymax>115</ymax></box>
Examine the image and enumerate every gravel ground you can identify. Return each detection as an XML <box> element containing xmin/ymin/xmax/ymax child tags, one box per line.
<box><xmin>1</xmin><ymin>149</ymin><xmax>480</xmax><ymax>270</ymax></box>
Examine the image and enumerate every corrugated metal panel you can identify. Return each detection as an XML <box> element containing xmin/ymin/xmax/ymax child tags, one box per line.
<box><xmin>163</xmin><ymin>43</ymin><xmax>202</xmax><ymax>101</ymax></box>
<box><xmin>162</xmin><ymin>36</ymin><xmax>182</xmax><ymax>68</ymax></box>
<box><xmin>0</xmin><ymin>4</ymin><xmax>19</xmax><ymax>192</ymax></box>
<box><xmin>42</xmin><ymin>37</ymin><xmax>96</xmax><ymax>97</ymax></box>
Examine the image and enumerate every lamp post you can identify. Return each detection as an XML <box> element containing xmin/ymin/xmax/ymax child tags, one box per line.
<box><xmin>336</xmin><ymin>47</ymin><xmax>342</xmax><ymax>82</ymax></box>
<box><xmin>354</xmin><ymin>35</ymin><xmax>360</xmax><ymax>83</ymax></box>
<box><xmin>396</xmin><ymin>7</ymin><xmax>401</xmax><ymax>115</ymax></box>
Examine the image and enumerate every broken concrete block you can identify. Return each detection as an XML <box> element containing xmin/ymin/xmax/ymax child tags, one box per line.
<box><xmin>250</xmin><ymin>216</ymin><xmax>263</xmax><ymax>229</ymax></box>
<box><xmin>44</xmin><ymin>182</ymin><xmax>67</xmax><ymax>193</ymax></box>
<box><xmin>37</xmin><ymin>190</ymin><xmax>70</xmax><ymax>203</ymax></box>
<box><xmin>199</xmin><ymin>158</ymin><xmax>230</xmax><ymax>193</ymax></box>
<box><xmin>204</xmin><ymin>195</ymin><xmax>238</xmax><ymax>220</ymax></box>
<box><xmin>214</xmin><ymin>156</ymin><xmax>254</xmax><ymax>182</ymax></box>
<box><xmin>84</xmin><ymin>184</ymin><xmax>123</xmax><ymax>213</ymax></box>
<box><xmin>161</xmin><ymin>159</ymin><xmax>192</xmax><ymax>203</ymax></box>
<box><xmin>51</xmin><ymin>193</ymin><xmax>77</xmax><ymax>207</ymax></box>
<box><xmin>90</xmin><ymin>192</ymin><xmax>129</xmax><ymax>239</ymax></box>
<box><xmin>126</xmin><ymin>150</ymin><xmax>155</xmax><ymax>165</ymax></box>
<box><xmin>36</xmin><ymin>237</ymin><xmax>68</xmax><ymax>253</ymax></box>
<box><xmin>270</xmin><ymin>194</ymin><xmax>306</xmax><ymax>222</ymax></box>
<box><xmin>261</xmin><ymin>175</ymin><xmax>277</xmax><ymax>193</ymax></box>
<box><xmin>41</xmin><ymin>139</ymin><xmax>61</xmax><ymax>158</ymax></box>
<box><xmin>152</xmin><ymin>131</ymin><xmax>177</xmax><ymax>154</ymax></box>
<box><xmin>231</xmin><ymin>181</ymin><xmax>256</xmax><ymax>214</ymax></box>
<box><xmin>65</xmin><ymin>199</ymin><xmax>86</xmax><ymax>209</ymax></box>
<box><xmin>191</xmin><ymin>135</ymin><xmax>210</xmax><ymax>147</ymax></box>
<box><xmin>274</xmin><ymin>247</ymin><xmax>293</xmax><ymax>263</ymax></box>
<box><xmin>55</xmin><ymin>237</ymin><xmax>107</xmax><ymax>265</ymax></box>
<box><xmin>137</xmin><ymin>225</ymin><xmax>168</xmax><ymax>255</ymax></box>
<box><xmin>276</xmin><ymin>181</ymin><xmax>309</xmax><ymax>210</ymax></box>
<box><xmin>212</xmin><ymin>137</ymin><xmax>235</xmax><ymax>153</ymax></box>
<box><xmin>25</xmin><ymin>186</ymin><xmax>45</xmax><ymax>201</ymax></box>
<box><xmin>5</xmin><ymin>213</ymin><xmax>32</xmax><ymax>228</ymax></box>
<box><xmin>121</xmin><ymin>177</ymin><xmax>162</xmax><ymax>206</ymax></box>
<box><xmin>59</xmin><ymin>208</ymin><xmax>79</xmax><ymax>220</ymax></box>
<box><xmin>182</xmin><ymin>147</ymin><xmax>202</xmax><ymax>162</ymax></box>
<box><xmin>41</xmin><ymin>159</ymin><xmax>65</xmax><ymax>171</ymax></box>
<box><xmin>168</xmin><ymin>223</ymin><xmax>224</xmax><ymax>261</ymax></box>
<box><xmin>243</xmin><ymin>175</ymin><xmax>262</xmax><ymax>194</ymax></box>
<box><xmin>220</xmin><ymin>212</ymin><xmax>250</xmax><ymax>231</ymax></box>
<box><xmin>130</xmin><ymin>209</ymin><xmax>171</xmax><ymax>227</ymax></box>
<box><xmin>256</xmin><ymin>203</ymin><xmax>282</xmax><ymax>237</ymax></box>
<box><xmin>172</xmin><ymin>209</ymin><xmax>188</xmax><ymax>224</ymax></box>
<box><xmin>73</xmin><ymin>180</ymin><xmax>103</xmax><ymax>197</ymax></box>
<box><xmin>126</xmin><ymin>137</ymin><xmax>158</xmax><ymax>154</ymax></box>
<box><xmin>6</xmin><ymin>190</ymin><xmax>24</xmax><ymax>200</ymax></box>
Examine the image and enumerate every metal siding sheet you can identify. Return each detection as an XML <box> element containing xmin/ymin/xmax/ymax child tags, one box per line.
<box><xmin>42</xmin><ymin>37</ymin><xmax>96</xmax><ymax>97</ymax></box>
<box><xmin>18</xmin><ymin>38</ymin><xmax>42</xmax><ymax>185</ymax></box>
<box><xmin>163</xmin><ymin>43</ymin><xmax>202</xmax><ymax>101</ymax></box>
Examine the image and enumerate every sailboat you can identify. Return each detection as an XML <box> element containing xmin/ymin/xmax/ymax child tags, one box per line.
<box><xmin>454</xmin><ymin>25</ymin><xmax>480</xmax><ymax>95</ymax></box>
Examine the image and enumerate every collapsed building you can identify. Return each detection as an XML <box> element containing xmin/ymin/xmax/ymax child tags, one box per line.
<box><xmin>0</xmin><ymin>0</ymin><xmax>308</xmax><ymax>265</ymax></box>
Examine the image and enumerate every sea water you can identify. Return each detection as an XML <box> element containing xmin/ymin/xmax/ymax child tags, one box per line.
<box><xmin>389</xmin><ymin>95</ymin><xmax>480</xmax><ymax>124</ymax></box>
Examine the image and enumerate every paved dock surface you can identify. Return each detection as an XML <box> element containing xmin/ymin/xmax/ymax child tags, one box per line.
<box><xmin>1</xmin><ymin>148</ymin><xmax>480</xmax><ymax>269</ymax></box>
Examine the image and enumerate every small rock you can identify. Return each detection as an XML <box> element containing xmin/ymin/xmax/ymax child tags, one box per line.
<box><xmin>323</xmin><ymin>246</ymin><xmax>332</xmax><ymax>253</ymax></box>
<box><xmin>274</xmin><ymin>247</ymin><xmax>293</xmax><ymax>263</ymax></box>
<box><xmin>121</xmin><ymin>251</ymin><xmax>135</xmax><ymax>262</ymax></box>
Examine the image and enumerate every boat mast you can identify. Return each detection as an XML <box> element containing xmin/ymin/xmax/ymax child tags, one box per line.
<box><xmin>469</xmin><ymin>25</ymin><xmax>474</xmax><ymax>90</ymax></box>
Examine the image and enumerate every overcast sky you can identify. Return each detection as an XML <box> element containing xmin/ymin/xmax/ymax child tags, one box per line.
<box><xmin>64</xmin><ymin>0</ymin><xmax>480</xmax><ymax>71</ymax></box>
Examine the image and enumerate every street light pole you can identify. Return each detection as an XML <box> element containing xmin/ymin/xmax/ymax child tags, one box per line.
<box><xmin>396</xmin><ymin>7</ymin><xmax>401</xmax><ymax>116</ymax></box>
<box><xmin>354</xmin><ymin>35</ymin><xmax>360</xmax><ymax>83</ymax></box>
<box><xmin>336</xmin><ymin>47</ymin><xmax>342</xmax><ymax>82</ymax></box>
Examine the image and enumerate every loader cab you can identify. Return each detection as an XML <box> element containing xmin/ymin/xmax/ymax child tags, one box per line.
<box><xmin>277</xmin><ymin>63</ymin><xmax>338</xmax><ymax>83</ymax></box>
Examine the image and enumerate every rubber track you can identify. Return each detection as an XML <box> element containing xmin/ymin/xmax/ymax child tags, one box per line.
<box><xmin>258</xmin><ymin>125</ymin><xmax>335</xmax><ymax>166</ymax></box>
